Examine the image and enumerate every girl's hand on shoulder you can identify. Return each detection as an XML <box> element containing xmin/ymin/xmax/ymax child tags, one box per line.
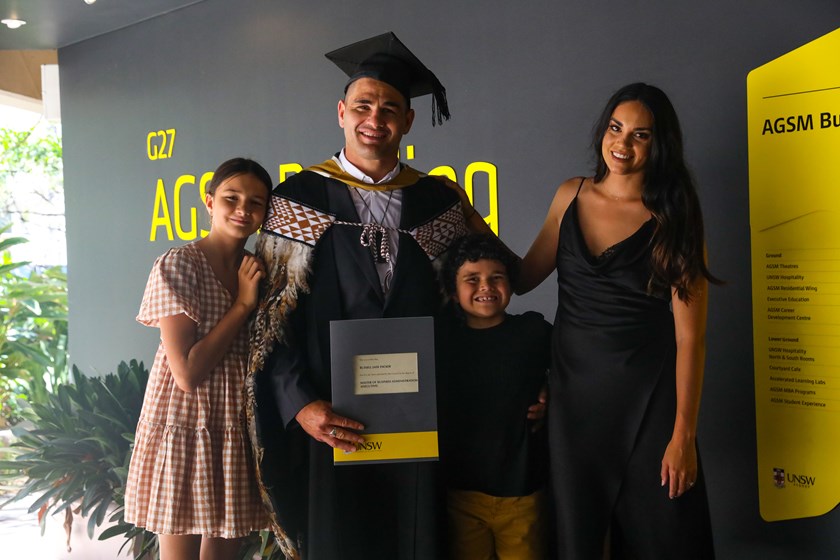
<box><xmin>661</xmin><ymin>434</ymin><xmax>698</xmax><ymax>499</ymax></box>
<box><xmin>236</xmin><ymin>254</ymin><xmax>265</xmax><ymax>311</ymax></box>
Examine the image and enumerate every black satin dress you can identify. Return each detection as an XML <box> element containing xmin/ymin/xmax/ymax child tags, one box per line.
<box><xmin>548</xmin><ymin>185</ymin><xmax>714</xmax><ymax>559</ymax></box>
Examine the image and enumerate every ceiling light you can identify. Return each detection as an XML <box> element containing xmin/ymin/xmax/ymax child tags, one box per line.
<box><xmin>1</xmin><ymin>18</ymin><xmax>26</xmax><ymax>29</ymax></box>
<box><xmin>84</xmin><ymin>0</ymin><xmax>97</xmax><ymax>4</ymax></box>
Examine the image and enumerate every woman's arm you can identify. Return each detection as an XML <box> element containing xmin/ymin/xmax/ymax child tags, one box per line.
<box><xmin>160</xmin><ymin>255</ymin><xmax>264</xmax><ymax>392</ymax></box>
<box><xmin>660</xmin><ymin>275</ymin><xmax>709</xmax><ymax>499</ymax></box>
<box><xmin>516</xmin><ymin>178</ymin><xmax>580</xmax><ymax>294</ymax></box>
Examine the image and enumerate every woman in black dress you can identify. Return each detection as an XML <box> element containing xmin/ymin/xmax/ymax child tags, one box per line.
<box><xmin>517</xmin><ymin>83</ymin><xmax>718</xmax><ymax>559</ymax></box>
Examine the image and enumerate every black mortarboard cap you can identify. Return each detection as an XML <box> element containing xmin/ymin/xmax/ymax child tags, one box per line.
<box><xmin>325</xmin><ymin>32</ymin><xmax>450</xmax><ymax>126</ymax></box>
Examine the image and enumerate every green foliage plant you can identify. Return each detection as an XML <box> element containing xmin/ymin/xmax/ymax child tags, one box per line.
<box><xmin>0</xmin><ymin>124</ymin><xmax>64</xmax><ymax>228</ymax></box>
<box><xmin>0</xmin><ymin>225</ymin><xmax>69</xmax><ymax>425</ymax></box>
<box><xmin>0</xmin><ymin>356</ymin><xmax>285</xmax><ymax>559</ymax></box>
<box><xmin>0</xmin><ymin>360</ymin><xmax>156</xmax><ymax>557</ymax></box>
<box><xmin>0</xmin><ymin>125</ymin><xmax>63</xmax><ymax>182</ymax></box>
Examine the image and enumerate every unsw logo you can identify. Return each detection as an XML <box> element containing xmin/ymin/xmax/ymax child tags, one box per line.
<box><xmin>773</xmin><ymin>467</ymin><xmax>816</xmax><ymax>489</ymax></box>
<box><xmin>354</xmin><ymin>441</ymin><xmax>383</xmax><ymax>452</ymax></box>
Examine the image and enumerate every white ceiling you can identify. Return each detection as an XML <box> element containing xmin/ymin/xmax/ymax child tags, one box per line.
<box><xmin>0</xmin><ymin>0</ymin><xmax>206</xmax><ymax>50</ymax></box>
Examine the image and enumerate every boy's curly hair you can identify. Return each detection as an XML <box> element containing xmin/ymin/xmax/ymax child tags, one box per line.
<box><xmin>440</xmin><ymin>233</ymin><xmax>518</xmax><ymax>299</ymax></box>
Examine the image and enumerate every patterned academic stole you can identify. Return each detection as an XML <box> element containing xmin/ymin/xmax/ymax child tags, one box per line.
<box><xmin>262</xmin><ymin>194</ymin><xmax>468</xmax><ymax>260</ymax></box>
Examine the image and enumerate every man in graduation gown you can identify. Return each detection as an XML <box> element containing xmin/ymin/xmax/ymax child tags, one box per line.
<box><xmin>246</xmin><ymin>33</ymin><xmax>481</xmax><ymax>559</ymax></box>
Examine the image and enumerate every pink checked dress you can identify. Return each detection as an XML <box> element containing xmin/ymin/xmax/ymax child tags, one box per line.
<box><xmin>125</xmin><ymin>242</ymin><xmax>266</xmax><ymax>537</ymax></box>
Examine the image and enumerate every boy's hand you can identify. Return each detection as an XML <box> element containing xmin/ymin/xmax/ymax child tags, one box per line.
<box><xmin>527</xmin><ymin>385</ymin><xmax>548</xmax><ymax>432</ymax></box>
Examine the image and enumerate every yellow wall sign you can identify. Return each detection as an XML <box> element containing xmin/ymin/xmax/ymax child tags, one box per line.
<box><xmin>748</xmin><ymin>27</ymin><xmax>840</xmax><ymax>521</ymax></box>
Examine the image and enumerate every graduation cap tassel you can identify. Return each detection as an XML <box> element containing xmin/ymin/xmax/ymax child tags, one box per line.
<box><xmin>432</xmin><ymin>88</ymin><xmax>450</xmax><ymax>127</ymax></box>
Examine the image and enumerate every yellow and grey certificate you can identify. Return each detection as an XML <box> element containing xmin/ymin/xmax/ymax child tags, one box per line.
<box><xmin>330</xmin><ymin>316</ymin><xmax>438</xmax><ymax>465</ymax></box>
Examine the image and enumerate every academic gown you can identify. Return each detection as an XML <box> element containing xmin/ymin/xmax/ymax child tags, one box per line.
<box><xmin>248</xmin><ymin>165</ymin><xmax>465</xmax><ymax>560</ymax></box>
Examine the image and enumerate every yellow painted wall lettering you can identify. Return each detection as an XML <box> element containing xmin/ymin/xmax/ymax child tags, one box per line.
<box><xmin>148</xmin><ymin>152</ymin><xmax>501</xmax><ymax>241</ymax></box>
<box><xmin>149</xmin><ymin>173</ymin><xmax>209</xmax><ymax>242</ymax></box>
<box><xmin>174</xmin><ymin>174</ymin><xmax>198</xmax><ymax>240</ymax></box>
<box><xmin>199</xmin><ymin>171</ymin><xmax>213</xmax><ymax>238</ymax></box>
<box><xmin>427</xmin><ymin>163</ymin><xmax>498</xmax><ymax>234</ymax></box>
<box><xmin>146</xmin><ymin>129</ymin><xmax>177</xmax><ymax>160</ymax></box>
<box><xmin>428</xmin><ymin>165</ymin><xmax>456</xmax><ymax>182</ymax></box>
<box><xmin>401</xmin><ymin>145</ymin><xmax>415</xmax><ymax>160</ymax></box>
<box><xmin>279</xmin><ymin>163</ymin><xmax>303</xmax><ymax>183</ymax></box>
<box><xmin>149</xmin><ymin>178</ymin><xmax>174</xmax><ymax>241</ymax></box>
<box><xmin>465</xmin><ymin>162</ymin><xmax>499</xmax><ymax>235</ymax></box>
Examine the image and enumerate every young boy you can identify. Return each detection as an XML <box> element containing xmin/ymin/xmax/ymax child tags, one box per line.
<box><xmin>437</xmin><ymin>233</ymin><xmax>551</xmax><ymax>560</ymax></box>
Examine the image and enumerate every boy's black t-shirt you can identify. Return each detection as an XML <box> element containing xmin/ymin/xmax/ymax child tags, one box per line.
<box><xmin>436</xmin><ymin>311</ymin><xmax>551</xmax><ymax>497</ymax></box>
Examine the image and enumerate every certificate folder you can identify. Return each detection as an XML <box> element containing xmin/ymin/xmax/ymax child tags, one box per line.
<box><xmin>330</xmin><ymin>316</ymin><xmax>438</xmax><ymax>465</ymax></box>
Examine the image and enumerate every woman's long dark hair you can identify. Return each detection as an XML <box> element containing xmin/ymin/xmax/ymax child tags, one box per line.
<box><xmin>592</xmin><ymin>83</ymin><xmax>720</xmax><ymax>301</ymax></box>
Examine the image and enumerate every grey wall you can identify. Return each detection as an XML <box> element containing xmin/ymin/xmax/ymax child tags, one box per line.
<box><xmin>59</xmin><ymin>1</ymin><xmax>840</xmax><ymax>558</ymax></box>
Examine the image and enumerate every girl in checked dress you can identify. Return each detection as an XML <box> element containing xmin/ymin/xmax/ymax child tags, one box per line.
<box><xmin>125</xmin><ymin>158</ymin><xmax>271</xmax><ymax>559</ymax></box>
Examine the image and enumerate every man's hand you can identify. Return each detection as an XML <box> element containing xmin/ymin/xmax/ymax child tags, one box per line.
<box><xmin>295</xmin><ymin>400</ymin><xmax>366</xmax><ymax>453</ymax></box>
